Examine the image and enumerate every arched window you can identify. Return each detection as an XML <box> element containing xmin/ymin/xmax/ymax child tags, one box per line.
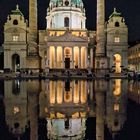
<box><xmin>64</xmin><ymin>17</ymin><xmax>69</xmax><ymax>27</ymax></box>
<box><xmin>13</xmin><ymin>19</ymin><xmax>18</xmax><ymax>25</ymax></box>
<box><xmin>115</xmin><ymin>21</ymin><xmax>120</xmax><ymax>27</ymax></box>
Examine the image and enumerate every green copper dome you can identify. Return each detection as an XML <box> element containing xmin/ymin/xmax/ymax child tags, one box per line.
<box><xmin>71</xmin><ymin>0</ymin><xmax>83</xmax><ymax>5</ymax></box>
<box><xmin>50</xmin><ymin>0</ymin><xmax>83</xmax><ymax>6</ymax></box>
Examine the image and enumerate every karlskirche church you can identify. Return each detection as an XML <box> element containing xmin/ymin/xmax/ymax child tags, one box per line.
<box><xmin>3</xmin><ymin>0</ymin><xmax>128</xmax><ymax>73</ymax></box>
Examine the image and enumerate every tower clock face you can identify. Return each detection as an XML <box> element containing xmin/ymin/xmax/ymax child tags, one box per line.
<box><xmin>65</xmin><ymin>0</ymin><xmax>69</xmax><ymax>6</ymax></box>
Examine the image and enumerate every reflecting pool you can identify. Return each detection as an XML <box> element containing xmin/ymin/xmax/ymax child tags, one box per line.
<box><xmin>0</xmin><ymin>79</ymin><xmax>140</xmax><ymax>140</ymax></box>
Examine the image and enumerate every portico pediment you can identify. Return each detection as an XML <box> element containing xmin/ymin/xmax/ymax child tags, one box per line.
<box><xmin>47</xmin><ymin>31</ymin><xmax>88</xmax><ymax>42</ymax></box>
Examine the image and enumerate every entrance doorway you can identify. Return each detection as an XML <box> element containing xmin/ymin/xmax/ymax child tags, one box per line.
<box><xmin>65</xmin><ymin>48</ymin><xmax>71</xmax><ymax>69</ymax></box>
<box><xmin>65</xmin><ymin>58</ymin><xmax>70</xmax><ymax>69</ymax></box>
<box><xmin>12</xmin><ymin>54</ymin><xmax>20</xmax><ymax>72</ymax></box>
<box><xmin>114</xmin><ymin>54</ymin><xmax>121</xmax><ymax>73</ymax></box>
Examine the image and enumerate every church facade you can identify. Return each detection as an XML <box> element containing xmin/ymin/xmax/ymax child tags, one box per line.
<box><xmin>3</xmin><ymin>0</ymin><xmax>128</xmax><ymax>73</ymax></box>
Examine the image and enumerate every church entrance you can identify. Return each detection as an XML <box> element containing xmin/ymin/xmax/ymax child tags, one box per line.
<box><xmin>65</xmin><ymin>48</ymin><xmax>71</xmax><ymax>69</ymax></box>
<box><xmin>114</xmin><ymin>54</ymin><xmax>121</xmax><ymax>73</ymax></box>
<box><xmin>12</xmin><ymin>54</ymin><xmax>20</xmax><ymax>72</ymax></box>
<box><xmin>65</xmin><ymin>58</ymin><xmax>70</xmax><ymax>69</ymax></box>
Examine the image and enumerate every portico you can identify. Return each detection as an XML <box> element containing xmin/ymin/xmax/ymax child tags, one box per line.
<box><xmin>46</xmin><ymin>31</ymin><xmax>89</xmax><ymax>69</ymax></box>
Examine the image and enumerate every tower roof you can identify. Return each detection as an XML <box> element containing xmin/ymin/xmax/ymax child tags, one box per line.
<box><xmin>11</xmin><ymin>4</ymin><xmax>24</xmax><ymax>16</ymax></box>
<box><xmin>109</xmin><ymin>8</ymin><xmax>121</xmax><ymax>19</ymax></box>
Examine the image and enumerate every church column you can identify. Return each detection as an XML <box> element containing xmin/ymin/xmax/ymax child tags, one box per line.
<box><xmin>72</xmin><ymin>47</ymin><xmax>74</xmax><ymax>69</ymax></box>
<box><xmin>79</xmin><ymin>81</ymin><xmax>81</xmax><ymax>103</ymax></box>
<box><xmin>72</xmin><ymin>81</ymin><xmax>74</xmax><ymax>103</ymax></box>
<box><xmin>85</xmin><ymin>47</ymin><xmax>88</xmax><ymax>68</ymax></box>
<box><xmin>90</xmin><ymin>48</ymin><xmax>93</xmax><ymax>68</ymax></box>
<box><xmin>62</xmin><ymin>82</ymin><xmax>65</xmax><ymax>103</ymax></box>
<box><xmin>79</xmin><ymin>47</ymin><xmax>81</xmax><ymax>68</ymax></box>
<box><xmin>45</xmin><ymin>46</ymin><xmax>50</xmax><ymax>75</ymax></box>
<box><xmin>47</xmin><ymin>47</ymin><xmax>50</xmax><ymax>68</ymax></box>
<box><xmin>55</xmin><ymin>81</ymin><xmax>57</xmax><ymax>103</ymax></box>
<box><xmin>55</xmin><ymin>46</ymin><xmax>57</xmax><ymax>68</ymax></box>
<box><xmin>62</xmin><ymin>47</ymin><xmax>65</xmax><ymax>68</ymax></box>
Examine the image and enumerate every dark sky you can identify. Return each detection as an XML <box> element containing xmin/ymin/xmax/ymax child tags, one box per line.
<box><xmin>0</xmin><ymin>0</ymin><xmax>140</xmax><ymax>45</ymax></box>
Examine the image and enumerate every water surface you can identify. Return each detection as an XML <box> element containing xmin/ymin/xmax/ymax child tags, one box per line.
<box><xmin>0</xmin><ymin>79</ymin><xmax>140</xmax><ymax>140</ymax></box>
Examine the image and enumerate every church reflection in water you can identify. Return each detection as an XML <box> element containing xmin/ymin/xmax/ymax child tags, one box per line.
<box><xmin>2</xmin><ymin>79</ymin><xmax>128</xmax><ymax>140</ymax></box>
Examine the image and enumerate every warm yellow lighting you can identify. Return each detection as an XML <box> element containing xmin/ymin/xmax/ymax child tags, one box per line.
<box><xmin>80</xmin><ymin>112</ymin><xmax>86</xmax><ymax>117</ymax></box>
<box><xmin>81</xmin><ymin>47</ymin><xmax>86</xmax><ymax>68</ymax></box>
<box><xmin>72</xmin><ymin>112</ymin><xmax>79</xmax><ymax>118</ymax></box>
<box><xmin>57</xmin><ymin>47</ymin><xmax>62</xmax><ymax>68</ymax></box>
<box><xmin>65</xmin><ymin>47</ymin><xmax>71</xmax><ymax>56</ymax></box>
<box><xmin>113</xmin><ymin>79</ymin><xmax>121</xmax><ymax>96</ymax></box>
<box><xmin>80</xmin><ymin>32</ymin><xmax>86</xmax><ymax>37</ymax></box>
<box><xmin>57</xmin><ymin>81</ymin><xmax>63</xmax><ymax>104</ymax></box>
<box><xmin>74</xmin><ymin>81</ymin><xmax>79</xmax><ymax>103</ymax></box>
<box><xmin>49</xmin><ymin>31</ymin><xmax>55</xmax><ymax>36</ymax></box>
<box><xmin>72</xmin><ymin>31</ymin><xmax>87</xmax><ymax>37</ymax></box>
<box><xmin>50</xmin><ymin>46</ymin><xmax>55</xmax><ymax>68</ymax></box>
<box><xmin>13</xmin><ymin>35</ymin><xmax>19</xmax><ymax>41</ymax></box>
<box><xmin>72</xmin><ymin>31</ymin><xmax>79</xmax><ymax>36</ymax></box>
<box><xmin>44</xmin><ymin>107</ymin><xmax>48</xmax><ymax>113</ymax></box>
<box><xmin>81</xmin><ymin>81</ymin><xmax>87</xmax><ymax>103</ymax></box>
<box><xmin>114</xmin><ymin>37</ymin><xmax>120</xmax><ymax>43</ymax></box>
<box><xmin>64</xmin><ymin>91</ymin><xmax>72</xmax><ymax>102</ymax></box>
<box><xmin>50</xmin><ymin>113</ymin><xmax>55</xmax><ymax>119</ymax></box>
<box><xmin>56</xmin><ymin>113</ymin><xmax>65</xmax><ymax>118</ymax></box>
<box><xmin>56</xmin><ymin>31</ymin><xmax>65</xmax><ymax>36</ymax></box>
<box><xmin>13</xmin><ymin>106</ymin><xmax>20</xmax><ymax>114</ymax></box>
<box><xmin>50</xmin><ymin>81</ymin><xmax>55</xmax><ymax>104</ymax></box>
<box><xmin>114</xmin><ymin>54</ymin><xmax>121</xmax><ymax>73</ymax></box>
<box><xmin>114</xmin><ymin>104</ymin><xmax>120</xmax><ymax>111</ymax></box>
<box><xmin>74</xmin><ymin>47</ymin><xmax>79</xmax><ymax>68</ymax></box>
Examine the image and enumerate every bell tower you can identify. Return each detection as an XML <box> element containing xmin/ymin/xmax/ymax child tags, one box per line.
<box><xmin>106</xmin><ymin>8</ymin><xmax>128</xmax><ymax>73</ymax></box>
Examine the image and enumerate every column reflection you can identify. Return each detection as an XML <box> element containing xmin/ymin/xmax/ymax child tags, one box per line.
<box><xmin>3</xmin><ymin>79</ymin><xmax>128</xmax><ymax>140</ymax></box>
<box><xmin>39</xmin><ymin>80</ymin><xmax>94</xmax><ymax>140</ymax></box>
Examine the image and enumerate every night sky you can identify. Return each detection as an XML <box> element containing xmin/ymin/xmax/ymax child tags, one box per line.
<box><xmin>0</xmin><ymin>0</ymin><xmax>140</xmax><ymax>45</ymax></box>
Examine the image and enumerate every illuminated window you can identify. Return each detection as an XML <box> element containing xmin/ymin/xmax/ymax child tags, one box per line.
<box><xmin>114</xmin><ymin>104</ymin><xmax>120</xmax><ymax>111</ymax></box>
<box><xmin>13</xmin><ymin>106</ymin><xmax>20</xmax><ymax>114</ymax></box>
<box><xmin>114</xmin><ymin>37</ymin><xmax>120</xmax><ymax>43</ymax></box>
<box><xmin>13</xmin><ymin>35</ymin><xmax>19</xmax><ymax>41</ymax></box>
